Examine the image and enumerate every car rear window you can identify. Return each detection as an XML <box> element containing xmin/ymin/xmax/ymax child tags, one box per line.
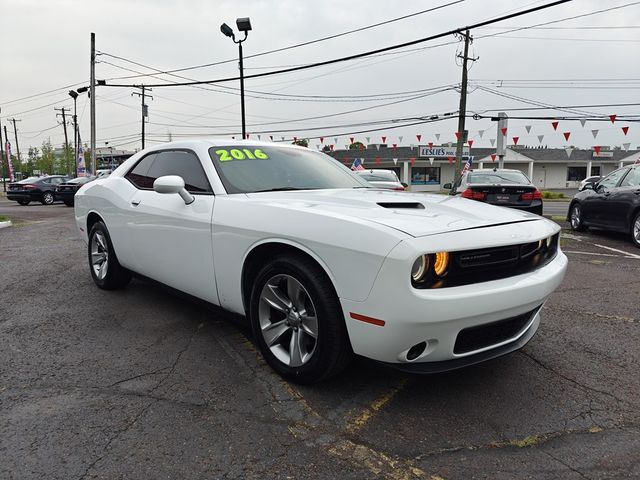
<box><xmin>467</xmin><ymin>171</ymin><xmax>529</xmax><ymax>184</ymax></box>
<box><xmin>360</xmin><ymin>172</ymin><xmax>399</xmax><ymax>182</ymax></box>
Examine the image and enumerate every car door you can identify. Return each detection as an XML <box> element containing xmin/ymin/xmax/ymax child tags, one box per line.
<box><xmin>583</xmin><ymin>168</ymin><xmax>628</xmax><ymax>227</ymax></box>
<box><xmin>124</xmin><ymin>149</ymin><xmax>219</xmax><ymax>304</ymax></box>
<box><xmin>610</xmin><ymin>167</ymin><xmax>640</xmax><ymax>231</ymax></box>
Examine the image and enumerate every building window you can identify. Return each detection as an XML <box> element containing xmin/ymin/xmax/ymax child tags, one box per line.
<box><xmin>567</xmin><ymin>166</ymin><xmax>587</xmax><ymax>181</ymax></box>
<box><xmin>411</xmin><ymin>166</ymin><xmax>440</xmax><ymax>185</ymax></box>
<box><xmin>591</xmin><ymin>166</ymin><xmax>601</xmax><ymax>176</ymax></box>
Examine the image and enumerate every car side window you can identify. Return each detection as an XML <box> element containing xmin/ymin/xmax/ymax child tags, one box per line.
<box><xmin>597</xmin><ymin>168</ymin><xmax>628</xmax><ymax>192</ymax></box>
<box><xmin>50</xmin><ymin>178</ymin><xmax>64</xmax><ymax>185</ymax></box>
<box><xmin>125</xmin><ymin>153</ymin><xmax>158</xmax><ymax>189</ymax></box>
<box><xmin>620</xmin><ymin>168</ymin><xmax>640</xmax><ymax>187</ymax></box>
<box><xmin>147</xmin><ymin>151</ymin><xmax>212</xmax><ymax>193</ymax></box>
<box><xmin>40</xmin><ymin>178</ymin><xmax>52</xmax><ymax>185</ymax></box>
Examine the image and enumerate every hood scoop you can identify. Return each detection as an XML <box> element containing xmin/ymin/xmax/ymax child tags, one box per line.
<box><xmin>377</xmin><ymin>202</ymin><xmax>425</xmax><ymax>210</ymax></box>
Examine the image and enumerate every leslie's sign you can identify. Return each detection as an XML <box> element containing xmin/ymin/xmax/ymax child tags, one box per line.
<box><xmin>419</xmin><ymin>146</ymin><xmax>470</xmax><ymax>158</ymax></box>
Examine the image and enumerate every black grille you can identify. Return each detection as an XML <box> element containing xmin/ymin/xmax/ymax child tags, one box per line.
<box><xmin>453</xmin><ymin>306</ymin><xmax>540</xmax><ymax>354</ymax></box>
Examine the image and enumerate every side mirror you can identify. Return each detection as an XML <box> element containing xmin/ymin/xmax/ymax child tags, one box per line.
<box><xmin>582</xmin><ymin>183</ymin><xmax>594</xmax><ymax>191</ymax></box>
<box><xmin>401</xmin><ymin>182</ymin><xmax>408</xmax><ymax>189</ymax></box>
<box><xmin>153</xmin><ymin>175</ymin><xmax>194</xmax><ymax>205</ymax></box>
<box><xmin>443</xmin><ymin>183</ymin><xmax>452</xmax><ymax>190</ymax></box>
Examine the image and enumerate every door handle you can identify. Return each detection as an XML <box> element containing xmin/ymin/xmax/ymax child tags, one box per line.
<box><xmin>131</xmin><ymin>199</ymin><xmax>141</xmax><ymax>206</ymax></box>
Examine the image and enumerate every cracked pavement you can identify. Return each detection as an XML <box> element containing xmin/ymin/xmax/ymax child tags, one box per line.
<box><xmin>0</xmin><ymin>198</ymin><xmax>639</xmax><ymax>479</ymax></box>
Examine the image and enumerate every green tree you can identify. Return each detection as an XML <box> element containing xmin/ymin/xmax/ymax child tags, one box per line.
<box><xmin>292</xmin><ymin>138</ymin><xmax>309</xmax><ymax>148</ymax></box>
<box><xmin>39</xmin><ymin>139</ymin><xmax>56</xmax><ymax>175</ymax></box>
<box><xmin>349</xmin><ymin>141</ymin><xmax>365</xmax><ymax>150</ymax></box>
<box><xmin>322</xmin><ymin>145</ymin><xmax>332</xmax><ymax>152</ymax></box>
<box><xmin>26</xmin><ymin>146</ymin><xmax>40</xmax><ymax>176</ymax></box>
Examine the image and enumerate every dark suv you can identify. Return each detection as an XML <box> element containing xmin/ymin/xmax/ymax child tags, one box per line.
<box><xmin>7</xmin><ymin>175</ymin><xmax>70</xmax><ymax>205</ymax></box>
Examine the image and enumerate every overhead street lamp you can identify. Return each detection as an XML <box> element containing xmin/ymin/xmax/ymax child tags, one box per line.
<box><xmin>68</xmin><ymin>90</ymin><xmax>79</xmax><ymax>177</ymax></box>
<box><xmin>220</xmin><ymin>17</ymin><xmax>252</xmax><ymax>140</ymax></box>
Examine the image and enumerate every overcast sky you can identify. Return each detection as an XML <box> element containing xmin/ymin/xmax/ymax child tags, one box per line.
<box><xmin>2</xmin><ymin>0</ymin><xmax>639</xmax><ymax>155</ymax></box>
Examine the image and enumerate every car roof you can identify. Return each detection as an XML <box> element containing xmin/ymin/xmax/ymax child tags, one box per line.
<box><xmin>467</xmin><ymin>168</ymin><xmax>524</xmax><ymax>174</ymax></box>
<box><xmin>144</xmin><ymin>138</ymin><xmax>309</xmax><ymax>152</ymax></box>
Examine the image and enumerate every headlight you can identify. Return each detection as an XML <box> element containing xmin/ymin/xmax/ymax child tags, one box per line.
<box><xmin>433</xmin><ymin>251</ymin><xmax>450</xmax><ymax>277</ymax></box>
<box><xmin>411</xmin><ymin>255</ymin><xmax>429</xmax><ymax>282</ymax></box>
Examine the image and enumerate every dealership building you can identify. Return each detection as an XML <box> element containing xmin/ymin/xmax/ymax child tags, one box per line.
<box><xmin>327</xmin><ymin>145</ymin><xmax>640</xmax><ymax>191</ymax></box>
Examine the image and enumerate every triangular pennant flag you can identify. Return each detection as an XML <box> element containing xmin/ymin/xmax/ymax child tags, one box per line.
<box><xmin>329</xmin><ymin>144</ymin><xmax>334</xmax><ymax>151</ymax></box>
<box><xmin>455</xmin><ymin>131</ymin><xmax>462</xmax><ymax>140</ymax></box>
<box><xmin>345</xmin><ymin>145</ymin><xmax>349</xmax><ymax>150</ymax></box>
<box><xmin>537</xmin><ymin>135</ymin><xmax>544</xmax><ymax>144</ymax></box>
<box><xmin>478</xmin><ymin>130</ymin><xmax>485</xmax><ymax>139</ymax></box>
<box><xmin>489</xmin><ymin>138</ymin><xmax>496</xmax><ymax>147</ymax></box>
<box><xmin>512</xmin><ymin>136</ymin><xmax>519</xmax><ymax>145</ymax></box>
<box><xmin>375</xmin><ymin>157</ymin><xmax>381</xmax><ymax>164</ymax></box>
<box><xmin>594</xmin><ymin>146</ymin><xmax>601</xmax><ymax>154</ymax></box>
<box><xmin>257</xmin><ymin>134</ymin><xmax>261</xmax><ymax>140</ymax></box>
<box><xmin>467</xmin><ymin>140</ymin><xmax>474</xmax><ymax>148</ymax></box>
<box><xmin>552</xmin><ymin>121</ymin><xmax>559</xmax><ymax>131</ymax></box>
<box><xmin>623</xmin><ymin>142</ymin><xmax>630</xmax><ymax>151</ymax></box>
<box><xmin>365</xmin><ymin>137</ymin><xmax>371</xmax><ymax>144</ymax></box>
<box><xmin>293</xmin><ymin>136</ymin><xmax>297</xmax><ymax>142</ymax></box>
<box><xmin>565</xmin><ymin>147</ymin><xmax>574</xmax><ymax>158</ymax></box>
<box><xmin>393</xmin><ymin>158</ymin><xmax>398</xmax><ymax>165</ymax></box>
<box><xmin>410</xmin><ymin>144</ymin><xmax>415</xmax><ymax>149</ymax></box>
<box><xmin>490</xmin><ymin>153</ymin><xmax>497</xmax><ymax>162</ymax></box>
<box><xmin>447</xmin><ymin>156</ymin><xmax>454</xmax><ymax>164</ymax></box>
<box><xmin>416</xmin><ymin>134</ymin><xmax>422</xmax><ymax>142</ymax></box>
<box><xmin>349</xmin><ymin>137</ymin><xmax>354</xmax><ymax>144</ymax></box>
<box><xmin>525</xmin><ymin>125</ymin><xmax>532</xmax><ymax>134</ymax></box>
<box><xmin>334</xmin><ymin>137</ymin><xmax>338</xmax><ymax>145</ymax></box>
<box><xmin>281</xmin><ymin>137</ymin><xmax>285</xmax><ymax>141</ymax></box>
<box><xmin>381</xmin><ymin>136</ymin><xmax>387</xmax><ymax>143</ymax></box>
<box><xmin>563</xmin><ymin>132</ymin><xmax>571</xmax><ymax>141</ymax></box>
<box><xmin>270</xmin><ymin>135</ymin><xmax>273</xmax><ymax>141</ymax></box>
<box><xmin>609</xmin><ymin>114</ymin><xmax>617</xmax><ymax>124</ymax></box>
<box><xmin>398</xmin><ymin>136</ymin><xmax>403</xmax><ymax>144</ymax></box>
<box><xmin>320</xmin><ymin>137</ymin><xmax>324</xmax><ymax>144</ymax></box>
<box><xmin>410</xmin><ymin>157</ymin><xmax>416</xmax><ymax>165</ymax></box>
<box><xmin>315</xmin><ymin>144</ymin><xmax>320</xmax><ymax>150</ymax></box>
<box><xmin>392</xmin><ymin>143</ymin><xmax>397</xmax><ymax>150</ymax></box>
<box><xmin>579</xmin><ymin>119</ymin><xmax>587</xmax><ymax>128</ymax></box>
<box><xmin>591</xmin><ymin>129</ymin><xmax>599</xmax><ymax>139</ymax></box>
<box><xmin>435</xmin><ymin>133</ymin><xmax>440</xmax><ymax>141</ymax></box>
<box><xmin>246</xmin><ymin>134</ymin><xmax>249</xmax><ymax>139</ymax></box>
<box><xmin>376</xmin><ymin>145</ymin><xmax>381</xmax><ymax>150</ymax></box>
<box><xmin>501</xmin><ymin>127</ymin><xmax>507</xmax><ymax>136</ymax></box>
<box><xmin>429</xmin><ymin>157</ymin><xmax>434</xmax><ymax>166</ymax></box>
<box><xmin>428</xmin><ymin>142</ymin><xmax>433</xmax><ymax>149</ymax></box>
<box><xmin>622</xmin><ymin>126</ymin><xmax>629</xmax><ymax>136</ymax></box>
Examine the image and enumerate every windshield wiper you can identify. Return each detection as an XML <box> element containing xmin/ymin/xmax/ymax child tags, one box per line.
<box><xmin>253</xmin><ymin>187</ymin><xmax>317</xmax><ymax>193</ymax></box>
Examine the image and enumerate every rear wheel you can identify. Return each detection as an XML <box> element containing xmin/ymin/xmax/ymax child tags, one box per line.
<box><xmin>41</xmin><ymin>191</ymin><xmax>54</xmax><ymax>205</ymax></box>
<box><xmin>249</xmin><ymin>253</ymin><xmax>351</xmax><ymax>383</ymax></box>
<box><xmin>632</xmin><ymin>211</ymin><xmax>640</xmax><ymax>248</ymax></box>
<box><xmin>88</xmin><ymin>221</ymin><xmax>131</xmax><ymax>289</ymax></box>
<box><xmin>17</xmin><ymin>200</ymin><xmax>30</xmax><ymax>206</ymax></box>
<box><xmin>570</xmin><ymin>203</ymin><xmax>585</xmax><ymax>231</ymax></box>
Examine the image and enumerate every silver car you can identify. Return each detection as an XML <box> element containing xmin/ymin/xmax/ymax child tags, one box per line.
<box><xmin>354</xmin><ymin>169</ymin><xmax>406</xmax><ymax>191</ymax></box>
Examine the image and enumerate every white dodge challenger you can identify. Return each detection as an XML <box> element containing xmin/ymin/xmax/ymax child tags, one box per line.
<box><xmin>75</xmin><ymin>140</ymin><xmax>567</xmax><ymax>383</ymax></box>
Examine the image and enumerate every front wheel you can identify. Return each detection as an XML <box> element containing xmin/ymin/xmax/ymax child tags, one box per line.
<box><xmin>41</xmin><ymin>191</ymin><xmax>54</xmax><ymax>205</ymax></box>
<box><xmin>88</xmin><ymin>221</ymin><xmax>131</xmax><ymax>289</ymax></box>
<box><xmin>249</xmin><ymin>253</ymin><xmax>351</xmax><ymax>383</ymax></box>
<box><xmin>570</xmin><ymin>203</ymin><xmax>585</xmax><ymax>231</ymax></box>
<box><xmin>632</xmin><ymin>211</ymin><xmax>640</xmax><ymax>248</ymax></box>
<box><xmin>17</xmin><ymin>200</ymin><xmax>30</xmax><ymax>206</ymax></box>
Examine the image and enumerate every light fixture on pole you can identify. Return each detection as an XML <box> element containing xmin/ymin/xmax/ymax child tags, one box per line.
<box><xmin>220</xmin><ymin>17</ymin><xmax>251</xmax><ymax>140</ymax></box>
<box><xmin>68</xmin><ymin>90</ymin><xmax>79</xmax><ymax>177</ymax></box>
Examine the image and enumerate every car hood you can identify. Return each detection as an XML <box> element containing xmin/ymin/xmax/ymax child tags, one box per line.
<box><xmin>244</xmin><ymin>188</ymin><xmax>541</xmax><ymax>237</ymax></box>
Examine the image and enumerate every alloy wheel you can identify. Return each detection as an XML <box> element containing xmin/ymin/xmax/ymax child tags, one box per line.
<box><xmin>634</xmin><ymin>215</ymin><xmax>640</xmax><ymax>244</ymax></box>
<box><xmin>90</xmin><ymin>231</ymin><xmax>109</xmax><ymax>280</ymax></box>
<box><xmin>43</xmin><ymin>192</ymin><xmax>54</xmax><ymax>205</ymax></box>
<box><xmin>258</xmin><ymin>274</ymin><xmax>318</xmax><ymax>367</ymax></box>
<box><xmin>571</xmin><ymin>205</ymin><xmax>581</xmax><ymax>229</ymax></box>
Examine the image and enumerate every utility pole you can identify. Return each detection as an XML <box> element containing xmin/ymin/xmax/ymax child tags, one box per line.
<box><xmin>55</xmin><ymin>107</ymin><xmax>71</xmax><ymax>176</ymax></box>
<box><xmin>0</xmin><ymin>114</ymin><xmax>6</xmax><ymax>191</ymax></box>
<box><xmin>132</xmin><ymin>86</ymin><xmax>152</xmax><ymax>149</ymax></box>
<box><xmin>90</xmin><ymin>32</ymin><xmax>96</xmax><ymax>175</ymax></box>
<box><xmin>453</xmin><ymin>30</ymin><xmax>478</xmax><ymax>182</ymax></box>
<box><xmin>495</xmin><ymin>112</ymin><xmax>508</xmax><ymax>169</ymax></box>
<box><xmin>9</xmin><ymin>118</ymin><xmax>22</xmax><ymax>170</ymax></box>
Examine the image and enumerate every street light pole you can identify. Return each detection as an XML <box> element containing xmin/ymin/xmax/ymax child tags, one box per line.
<box><xmin>221</xmin><ymin>17</ymin><xmax>251</xmax><ymax>140</ymax></box>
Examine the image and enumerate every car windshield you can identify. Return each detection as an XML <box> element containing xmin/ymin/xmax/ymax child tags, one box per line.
<box><xmin>67</xmin><ymin>176</ymin><xmax>93</xmax><ymax>184</ymax></box>
<box><xmin>467</xmin><ymin>171</ymin><xmax>529</xmax><ymax>185</ymax></box>
<box><xmin>359</xmin><ymin>171</ymin><xmax>399</xmax><ymax>182</ymax></box>
<box><xmin>209</xmin><ymin>145</ymin><xmax>368</xmax><ymax>193</ymax></box>
<box><xmin>17</xmin><ymin>177</ymin><xmax>41</xmax><ymax>184</ymax></box>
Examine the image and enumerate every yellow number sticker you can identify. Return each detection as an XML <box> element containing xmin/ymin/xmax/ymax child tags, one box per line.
<box><xmin>215</xmin><ymin>148</ymin><xmax>269</xmax><ymax>161</ymax></box>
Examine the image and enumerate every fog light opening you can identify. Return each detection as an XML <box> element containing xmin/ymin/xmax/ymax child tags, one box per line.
<box><xmin>406</xmin><ymin>341</ymin><xmax>427</xmax><ymax>361</ymax></box>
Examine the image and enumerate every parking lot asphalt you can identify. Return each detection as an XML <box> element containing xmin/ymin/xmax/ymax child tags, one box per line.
<box><xmin>1</xmin><ymin>198</ymin><xmax>639</xmax><ymax>480</ymax></box>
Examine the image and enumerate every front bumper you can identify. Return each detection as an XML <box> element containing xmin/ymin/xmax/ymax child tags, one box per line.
<box><xmin>55</xmin><ymin>190</ymin><xmax>76</xmax><ymax>202</ymax></box>
<box><xmin>339</xmin><ymin>221</ymin><xmax>567</xmax><ymax>367</ymax></box>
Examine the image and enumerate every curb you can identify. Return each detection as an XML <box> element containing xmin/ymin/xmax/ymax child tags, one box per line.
<box><xmin>0</xmin><ymin>220</ymin><xmax>12</xmax><ymax>229</ymax></box>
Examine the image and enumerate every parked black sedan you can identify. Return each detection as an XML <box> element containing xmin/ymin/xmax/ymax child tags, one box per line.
<box><xmin>444</xmin><ymin>168</ymin><xmax>543</xmax><ymax>215</ymax></box>
<box><xmin>7</xmin><ymin>175</ymin><xmax>70</xmax><ymax>205</ymax></box>
<box><xmin>55</xmin><ymin>176</ymin><xmax>95</xmax><ymax>206</ymax></box>
<box><xmin>568</xmin><ymin>164</ymin><xmax>640</xmax><ymax>248</ymax></box>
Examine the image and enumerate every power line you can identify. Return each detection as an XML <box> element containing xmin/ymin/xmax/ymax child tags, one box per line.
<box><xmin>99</xmin><ymin>0</ymin><xmax>466</xmax><ymax>81</ymax></box>
<box><xmin>102</xmin><ymin>0</ymin><xmax>575</xmax><ymax>88</ymax></box>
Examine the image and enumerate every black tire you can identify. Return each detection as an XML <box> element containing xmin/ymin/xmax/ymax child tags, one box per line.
<box><xmin>64</xmin><ymin>200</ymin><xmax>74</xmax><ymax>207</ymax></box>
<box><xmin>17</xmin><ymin>200</ymin><xmax>30</xmax><ymax>206</ymax></box>
<box><xmin>569</xmin><ymin>203</ymin><xmax>585</xmax><ymax>231</ymax></box>
<box><xmin>87</xmin><ymin>221</ymin><xmax>131</xmax><ymax>290</ymax></box>
<box><xmin>41</xmin><ymin>191</ymin><xmax>55</xmax><ymax>205</ymax></box>
<box><xmin>249</xmin><ymin>253</ymin><xmax>352</xmax><ymax>384</ymax></box>
<box><xmin>631</xmin><ymin>211</ymin><xmax>640</xmax><ymax>249</ymax></box>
